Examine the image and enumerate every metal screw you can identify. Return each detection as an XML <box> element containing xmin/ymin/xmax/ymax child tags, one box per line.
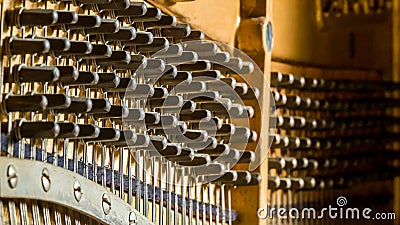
<box><xmin>102</xmin><ymin>193</ymin><xmax>111</xmax><ymax>215</ymax></box>
<box><xmin>7</xmin><ymin>165</ymin><xmax>18</xmax><ymax>189</ymax></box>
<box><xmin>265</xmin><ymin>21</ymin><xmax>273</xmax><ymax>52</ymax></box>
<box><xmin>128</xmin><ymin>211</ymin><xmax>137</xmax><ymax>224</ymax></box>
<box><xmin>73</xmin><ymin>180</ymin><xmax>83</xmax><ymax>202</ymax></box>
<box><xmin>41</xmin><ymin>168</ymin><xmax>51</xmax><ymax>192</ymax></box>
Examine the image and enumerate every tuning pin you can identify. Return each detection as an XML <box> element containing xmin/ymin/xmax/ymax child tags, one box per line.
<box><xmin>88</xmin><ymin>73</ymin><xmax>120</xmax><ymax>89</ymax></box>
<box><xmin>191</xmin><ymin>70</ymin><xmax>221</xmax><ymax>80</ymax></box>
<box><xmin>268</xmin><ymin>157</ymin><xmax>285</xmax><ymax>171</ymax></box>
<box><xmin>165</xmin><ymin>147</ymin><xmax>195</xmax><ymax>162</ymax></box>
<box><xmin>15</xmin><ymin>121</ymin><xmax>60</xmax><ymax>139</ymax></box>
<box><xmin>5</xmin><ymin>64</ymin><xmax>60</xmax><ymax>83</ymax></box>
<box><xmin>142</xmin><ymin>136</ymin><xmax>168</xmax><ymax>151</ymax></box>
<box><xmin>155</xmin><ymin>121</ymin><xmax>187</xmax><ymax>135</ymax></box>
<box><xmin>184</xmin><ymin>42</ymin><xmax>217</xmax><ymax>57</ymax></box>
<box><xmin>158</xmin><ymin>71</ymin><xmax>192</xmax><ymax>86</ymax></box>
<box><xmin>61</xmin><ymin>15</ymin><xmax>101</xmax><ymax>30</ymax></box>
<box><xmin>236</xmin><ymin>151</ymin><xmax>256</xmax><ymax>164</ymax></box>
<box><xmin>53</xmin><ymin>97</ymin><xmax>92</xmax><ymax>114</ymax></box>
<box><xmin>83</xmin><ymin>19</ymin><xmax>120</xmax><ymax>35</ymax></box>
<box><xmin>77</xmin><ymin>44</ymin><xmax>112</xmax><ymax>59</ymax></box>
<box><xmin>120</xmin><ymin>108</ymin><xmax>146</xmax><ymax>122</ymax></box>
<box><xmin>268</xmin><ymin>176</ymin><xmax>281</xmax><ymax>190</ymax></box>
<box><xmin>55</xmin><ymin>122</ymin><xmax>80</xmax><ymax>139</ymax></box>
<box><xmin>96</xmin><ymin>0</ymin><xmax>130</xmax><ymax>10</ymax></box>
<box><xmin>123</xmin><ymin>84</ymin><xmax>154</xmax><ymax>99</ymax></box>
<box><xmin>179</xmin><ymin>154</ymin><xmax>211</xmax><ymax>166</ymax></box>
<box><xmin>85</xmin><ymin>102</ymin><xmax>109</xmax><ymax>116</ymax></box>
<box><xmin>53</xmin><ymin>41</ymin><xmax>93</xmax><ymax>56</ymax></box>
<box><xmin>174</xmin><ymin>130</ymin><xmax>208</xmax><ymax>143</ymax></box>
<box><xmin>136</xmin><ymin>59</ymin><xmax>166</xmax><ymax>76</ymax></box>
<box><xmin>174</xmin><ymin>81</ymin><xmax>206</xmax><ymax>94</ymax></box>
<box><xmin>192</xmin><ymin>164</ymin><xmax>226</xmax><ymax>176</ymax></box>
<box><xmin>213</xmin><ymin>57</ymin><xmax>243</xmax><ymax>74</ymax></box>
<box><xmin>155</xmin><ymin>143</ymin><xmax>182</xmax><ymax>157</ymax></box>
<box><xmin>93</xmin><ymin>105</ymin><xmax>128</xmax><ymax>119</ymax></box>
<box><xmin>179</xmin><ymin>60</ymin><xmax>211</xmax><ymax>72</ymax></box>
<box><xmin>198</xmin><ymin>144</ymin><xmax>229</xmax><ymax>156</ymax></box>
<box><xmin>162</xmin><ymin>100</ymin><xmax>196</xmax><ymax>114</ymax></box>
<box><xmin>164</xmin><ymin>51</ymin><xmax>198</xmax><ymax>64</ymax></box>
<box><xmin>200</xmin><ymin>99</ymin><xmax>232</xmax><ymax>116</ymax></box>
<box><xmin>148</xmin><ymin>95</ymin><xmax>183</xmax><ymax>108</ymax></box>
<box><xmin>180</xmin><ymin>109</ymin><xmax>211</xmax><ymax>122</ymax></box>
<box><xmin>100</xmin><ymin>27</ymin><xmax>137</xmax><ymax>42</ymax></box>
<box><xmin>54</xmin><ymin>10</ymin><xmax>78</xmax><ymax>24</ymax></box>
<box><xmin>34</xmin><ymin>37</ymin><xmax>71</xmax><ymax>52</ymax></box>
<box><xmin>103</xmin><ymin>130</ymin><xmax>137</xmax><ymax>146</ymax></box>
<box><xmin>6</xmin><ymin>7</ymin><xmax>58</xmax><ymax>28</ymax></box>
<box><xmin>153</xmin><ymin>45</ymin><xmax>183</xmax><ymax>58</ymax></box>
<box><xmin>4</xmin><ymin>37</ymin><xmax>50</xmax><ymax>55</ymax></box>
<box><xmin>186</xmin><ymin>91</ymin><xmax>221</xmax><ymax>103</ymax></box>
<box><xmin>212</xmin><ymin>149</ymin><xmax>241</xmax><ymax>163</ymax></box>
<box><xmin>158</xmin><ymin>23</ymin><xmax>191</xmax><ymax>38</ymax></box>
<box><xmin>68</xmin><ymin>124</ymin><xmax>98</xmax><ymax>139</ymax></box>
<box><xmin>120</xmin><ymin>133</ymin><xmax>147</xmax><ymax>147</ymax></box>
<box><xmin>192</xmin><ymin>117</ymin><xmax>222</xmax><ymax>131</ymax></box>
<box><xmin>3</xmin><ymin>95</ymin><xmax>47</xmax><ymax>113</ymax></box>
<box><xmin>113</xmin><ymin>2</ymin><xmax>147</xmax><ymax>17</ymax></box>
<box><xmin>144</xmin><ymin>15</ymin><xmax>177</xmax><ymax>28</ymax></box>
<box><xmin>135</xmin><ymin>38</ymin><xmax>169</xmax><ymax>53</ymax></box>
<box><xmin>218</xmin><ymin>171</ymin><xmax>251</xmax><ymax>185</ymax></box>
<box><xmin>148</xmin><ymin>87</ymin><xmax>168</xmax><ymax>99</ymax></box>
<box><xmin>121</xmin><ymin>31</ymin><xmax>154</xmax><ymax>46</ymax></box>
<box><xmin>175</xmin><ymin>30</ymin><xmax>205</xmax><ymax>42</ymax></box>
<box><xmin>95</xmin><ymin>51</ymin><xmax>131</xmax><ymax>65</ymax></box>
<box><xmin>113</xmin><ymin>54</ymin><xmax>147</xmax><ymax>71</ymax></box>
<box><xmin>147</xmin><ymin>115</ymin><xmax>178</xmax><ymax>129</ymax></box>
<box><xmin>33</xmin><ymin>94</ymin><xmax>70</xmax><ymax>111</ymax></box>
<box><xmin>56</xmin><ymin>66</ymin><xmax>79</xmax><ymax>83</ymax></box>
<box><xmin>290</xmin><ymin>178</ymin><xmax>305</xmax><ymax>191</ymax></box>
<box><xmin>278</xmin><ymin>178</ymin><xmax>292</xmax><ymax>190</ymax></box>
<box><xmin>61</xmin><ymin>71</ymin><xmax>99</xmax><ymax>86</ymax></box>
<box><xmin>239</xmin><ymin>87</ymin><xmax>259</xmax><ymax>100</ymax></box>
<box><xmin>86</xmin><ymin>128</ymin><xmax>120</xmax><ymax>142</ymax></box>
<box><xmin>233</xmin><ymin>173</ymin><xmax>261</xmax><ymax>186</ymax></box>
<box><xmin>130</xmin><ymin>8</ymin><xmax>162</xmax><ymax>22</ymax></box>
<box><xmin>207</xmin><ymin>171</ymin><xmax>237</xmax><ymax>183</ymax></box>
<box><xmin>186</xmin><ymin>137</ymin><xmax>217</xmax><ymax>150</ymax></box>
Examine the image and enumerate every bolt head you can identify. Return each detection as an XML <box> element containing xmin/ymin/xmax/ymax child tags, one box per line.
<box><xmin>7</xmin><ymin>165</ymin><xmax>17</xmax><ymax>189</ymax></box>
<box><xmin>73</xmin><ymin>180</ymin><xmax>83</xmax><ymax>202</ymax></box>
<box><xmin>129</xmin><ymin>211</ymin><xmax>137</xmax><ymax>224</ymax></box>
<box><xmin>102</xmin><ymin>193</ymin><xmax>111</xmax><ymax>215</ymax></box>
<box><xmin>41</xmin><ymin>168</ymin><xmax>51</xmax><ymax>192</ymax></box>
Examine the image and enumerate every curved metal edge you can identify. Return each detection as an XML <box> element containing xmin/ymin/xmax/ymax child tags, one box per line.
<box><xmin>0</xmin><ymin>157</ymin><xmax>154</xmax><ymax>225</ymax></box>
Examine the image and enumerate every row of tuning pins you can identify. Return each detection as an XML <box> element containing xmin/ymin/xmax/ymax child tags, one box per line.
<box><xmin>2</xmin><ymin>1</ymin><xmax>263</xmax><ymax>224</ymax></box>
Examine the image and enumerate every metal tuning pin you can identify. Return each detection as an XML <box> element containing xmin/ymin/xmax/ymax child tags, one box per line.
<box><xmin>113</xmin><ymin>2</ymin><xmax>147</xmax><ymax>17</ymax></box>
<box><xmin>121</xmin><ymin>31</ymin><xmax>154</xmax><ymax>46</ymax></box>
<box><xmin>4</xmin><ymin>37</ymin><xmax>50</xmax><ymax>55</ymax></box>
<box><xmin>135</xmin><ymin>38</ymin><xmax>169</xmax><ymax>53</ymax></box>
<box><xmin>86</xmin><ymin>128</ymin><xmax>120</xmax><ymax>142</ymax></box>
<box><xmin>14</xmin><ymin>121</ymin><xmax>60</xmax><ymax>139</ymax></box>
<box><xmin>53</xmin><ymin>97</ymin><xmax>93</xmax><ymax>114</ymax></box>
<box><xmin>144</xmin><ymin>15</ymin><xmax>177</xmax><ymax>28</ymax></box>
<box><xmin>77</xmin><ymin>44</ymin><xmax>112</xmax><ymax>60</ymax></box>
<box><xmin>60</xmin><ymin>71</ymin><xmax>99</xmax><ymax>86</ymax></box>
<box><xmin>129</xmin><ymin>8</ymin><xmax>162</xmax><ymax>22</ymax></box>
<box><xmin>4</xmin><ymin>95</ymin><xmax>48</xmax><ymax>113</ymax></box>
<box><xmin>53</xmin><ymin>41</ymin><xmax>93</xmax><ymax>56</ymax></box>
<box><xmin>96</xmin><ymin>0</ymin><xmax>130</xmax><ymax>10</ymax></box>
<box><xmin>100</xmin><ymin>27</ymin><xmax>137</xmax><ymax>42</ymax></box>
<box><xmin>87</xmin><ymin>98</ymin><xmax>111</xmax><ymax>114</ymax></box>
<box><xmin>56</xmin><ymin>66</ymin><xmax>79</xmax><ymax>83</ymax></box>
<box><xmin>56</xmin><ymin>123</ymin><xmax>80</xmax><ymax>139</ymax></box>
<box><xmin>5</xmin><ymin>64</ymin><xmax>60</xmax><ymax>83</ymax></box>
<box><xmin>33</xmin><ymin>37</ymin><xmax>71</xmax><ymax>52</ymax></box>
<box><xmin>95</xmin><ymin>51</ymin><xmax>131</xmax><ymax>65</ymax></box>
<box><xmin>103</xmin><ymin>130</ymin><xmax>137</xmax><ymax>146</ymax></box>
<box><xmin>6</xmin><ymin>7</ymin><xmax>58</xmax><ymax>27</ymax></box>
<box><xmin>61</xmin><ymin>14</ymin><xmax>101</xmax><ymax>30</ymax></box>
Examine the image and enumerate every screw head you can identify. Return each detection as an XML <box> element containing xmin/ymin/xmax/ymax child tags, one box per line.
<box><xmin>128</xmin><ymin>211</ymin><xmax>137</xmax><ymax>224</ymax></box>
<box><xmin>7</xmin><ymin>165</ymin><xmax>18</xmax><ymax>189</ymax></box>
<box><xmin>102</xmin><ymin>193</ymin><xmax>111</xmax><ymax>215</ymax></box>
<box><xmin>265</xmin><ymin>21</ymin><xmax>273</xmax><ymax>52</ymax></box>
<box><xmin>41</xmin><ymin>168</ymin><xmax>51</xmax><ymax>192</ymax></box>
<box><xmin>73</xmin><ymin>180</ymin><xmax>83</xmax><ymax>202</ymax></box>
